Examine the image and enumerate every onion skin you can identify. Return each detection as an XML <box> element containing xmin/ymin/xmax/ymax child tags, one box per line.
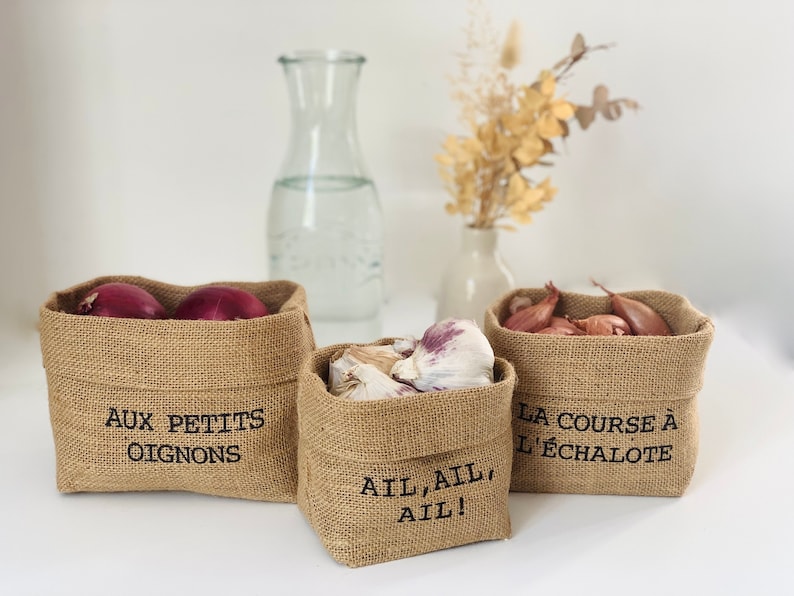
<box><xmin>569</xmin><ymin>314</ymin><xmax>633</xmax><ymax>336</ymax></box>
<box><xmin>590</xmin><ymin>279</ymin><xmax>672</xmax><ymax>336</ymax></box>
<box><xmin>173</xmin><ymin>286</ymin><xmax>269</xmax><ymax>321</ymax></box>
<box><xmin>503</xmin><ymin>281</ymin><xmax>560</xmax><ymax>332</ymax></box>
<box><xmin>76</xmin><ymin>283</ymin><xmax>167</xmax><ymax>319</ymax></box>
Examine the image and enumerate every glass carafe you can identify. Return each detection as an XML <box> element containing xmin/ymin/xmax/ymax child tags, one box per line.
<box><xmin>268</xmin><ymin>50</ymin><xmax>383</xmax><ymax>339</ymax></box>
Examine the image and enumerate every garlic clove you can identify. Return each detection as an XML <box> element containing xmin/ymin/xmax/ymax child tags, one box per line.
<box><xmin>345</xmin><ymin>344</ymin><xmax>404</xmax><ymax>376</ymax></box>
<box><xmin>328</xmin><ymin>349</ymin><xmax>361</xmax><ymax>393</ymax></box>
<box><xmin>334</xmin><ymin>363</ymin><xmax>418</xmax><ymax>401</ymax></box>
<box><xmin>390</xmin><ymin>318</ymin><xmax>495</xmax><ymax>392</ymax></box>
<box><xmin>392</xmin><ymin>336</ymin><xmax>418</xmax><ymax>357</ymax></box>
<box><xmin>328</xmin><ymin>344</ymin><xmax>404</xmax><ymax>394</ymax></box>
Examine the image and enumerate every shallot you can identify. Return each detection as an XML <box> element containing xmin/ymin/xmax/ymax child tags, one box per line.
<box><xmin>590</xmin><ymin>279</ymin><xmax>672</xmax><ymax>336</ymax></box>
<box><xmin>547</xmin><ymin>316</ymin><xmax>586</xmax><ymax>335</ymax></box>
<box><xmin>536</xmin><ymin>326</ymin><xmax>580</xmax><ymax>335</ymax></box>
<box><xmin>569</xmin><ymin>314</ymin><xmax>632</xmax><ymax>336</ymax></box>
<box><xmin>503</xmin><ymin>282</ymin><xmax>560</xmax><ymax>332</ymax></box>
<box><xmin>174</xmin><ymin>286</ymin><xmax>269</xmax><ymax>321</ymax></box>
<box><xmin>76</xmin><ymin>283</ymin><xmax>167</xmax><ymax>319</ymax></box>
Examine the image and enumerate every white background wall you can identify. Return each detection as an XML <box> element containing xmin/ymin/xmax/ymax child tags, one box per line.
<box><xmin>2</xmin><ymin>0</ymin><xmax>793</xmax><ymax>358</ymax></box>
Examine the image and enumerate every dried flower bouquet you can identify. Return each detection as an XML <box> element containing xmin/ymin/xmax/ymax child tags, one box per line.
<box><xmin>436</xmin><ymin>2</ymin><xmax>639</xmax><ymax>230</ymax></box>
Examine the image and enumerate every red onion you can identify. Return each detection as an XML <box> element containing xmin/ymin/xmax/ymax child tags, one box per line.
<box><xmin>173</xmin><ymin>286</ymin><xmax>269</xmax><ymax>321</ymax></box>
<box><xmin>76</xmin><ymin>283</ymin><xmax>167</xmax><ymax>319</ymax></box>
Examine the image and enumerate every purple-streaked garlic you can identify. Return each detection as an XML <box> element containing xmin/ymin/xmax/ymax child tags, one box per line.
<box><xmin>390</xmin><ymin>318</ymin><xmax>494</xmax><ymax>392</ymax></box>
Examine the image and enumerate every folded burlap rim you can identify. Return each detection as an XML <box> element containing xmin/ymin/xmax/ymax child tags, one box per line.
<box><xmin>298</xmin><ymin>339</ymin><xmax>516</xmax><ymax>462</ymax></box>
<box><xmin>39</xmin><ymin>275</ymin><xmax>315</xmax><ymax>389</ymax></box>
<box><xmin>484</xmin><ymin>288</ymin><xmax>715</xmax><ymax>402</ymax></box>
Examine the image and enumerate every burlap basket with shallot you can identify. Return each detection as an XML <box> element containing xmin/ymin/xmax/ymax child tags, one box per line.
<box><xmin>484</xmin><ymin>284</ymin><xmax>714</xmax><ymax>497</ymax></box>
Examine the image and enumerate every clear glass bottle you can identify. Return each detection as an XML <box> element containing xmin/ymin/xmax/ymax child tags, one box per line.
<box><xmin>268</xmin><ymin>50</ymin><xmax>383</xmax><ymax>339</ymax></box>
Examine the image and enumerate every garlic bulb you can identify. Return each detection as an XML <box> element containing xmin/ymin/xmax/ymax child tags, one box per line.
<box><xmin>333</xmin><ymin>363</ymin><xmax>418</xmax><ymax>401</ymax></box>
<box><xmin>390</xmin><ymin>318</ymin><xmax>495</xmax><ymax>392</ymax></box>
<box><xmin>328</xmin><ymin>344</ymin><xmax>403</xmax><ymax>392</ymax></box>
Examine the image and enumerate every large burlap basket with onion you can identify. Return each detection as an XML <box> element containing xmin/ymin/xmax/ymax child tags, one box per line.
<box><xmin>484</xmin><ymin>287</ymin><xmax>714</xmax><ymax>497</ymax></box>
<box><xmin>38</xmin><ymin>275</ymin><xmax>315</xmax><ymax>502</ymax></box>
<box><xmin>296</xmin><ymin>341</ymin><xmax>516</xmax><ymax>567</ymax></box>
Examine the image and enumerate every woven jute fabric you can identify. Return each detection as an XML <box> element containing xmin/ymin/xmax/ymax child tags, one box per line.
<box><xmin>484</xmin><ymin>288</ymin><xmax>714</xmax><ymax>497</ymax></box>
<box><xmin>39</xmin><ymin>275</ymin><xmax>315</xmax><ymax>502</ymax></box>
<box><xmin>296</xmin><ymin>341</ymin><xmax>516</xmax><ymax>567</ymax></box>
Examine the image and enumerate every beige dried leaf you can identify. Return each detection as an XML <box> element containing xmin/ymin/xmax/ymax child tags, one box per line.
<box><xmin>559</xmin><ymin>118</ymin><xmax>570</xmax><ymax>138</ymax></box>
<box><xmin>500</xmin><ymin>20</ymin><xmax>522</xmax><ymax>70</ymax></box>
<box><xmin>434</xmin><ymin>153</ymin><xmax>455</xmax><ymax>166</ymax></box>
<box><xmin>539</xmin><ymin>71</ymin><xmax>556</xmax><ymax>97</ymax></box>
<box><xmin>550</xmin><ymin>99</ymin><xmax>575</xmax><ymax>120</ymax></box>
<box><xmin>575</xmin><ymin>105</ymin><xmax>596</xmax><ymax>129</ymax></box>
<box><xmin>538</xmin><ymin>177</ymin><xmax>558</xmax><ymax>202</ymax></box>
<box><xmin>536</xmin><ymin>111</ymin><xmax>565</xmax><ymax>139</ymax></box>
<box><xmin>571</xmin><ymin>33</ymin><xmax>586</xmax><ymax>57</ymax></box>
<box><xmin>512</xmin><ymin>134</ymin><xmax>545</xmax><ymax>165</ymax></box>
<box><xmin>520</xmin><ymin>86</ymin><xmax>546</xmax><ymax>112</ymax></box>
<box><xmin>510</xmin><ymin>211</ymin><xmax>533</xmax><ymax>225</ymax></box>
<box><xmin>521</xmin><ymin>186</ymin><xmax>545</xmax><ymax>208</ymax></box>
<box><xmin>462</xmin><ymin>136</ymin><xmax>484</xmax><ymax>156</ymax></box>
<box><xmin>593</xmin><ymin>85</ymin><xmax>610</xmax><ymax>110</ymax></box>
<box><xmin>603</xmin><ymin>101</ymin><xmax>622</xmax><ymax>120</ymax></box>
<box><xmin>506</xmin><ymin>172</ymin><xmax>527</xmax><ymax>204</ymax></box>
<box><xmin>477</xmin><ymin>120</ymin><xmax>498</xmax><ymax>147</ymax></box>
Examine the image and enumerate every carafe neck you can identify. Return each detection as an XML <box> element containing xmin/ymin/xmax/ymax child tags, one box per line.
<box><xmin>277</xmin><ymin>50</ymin><xmax>368</xmax><ymax>180</ymax></box>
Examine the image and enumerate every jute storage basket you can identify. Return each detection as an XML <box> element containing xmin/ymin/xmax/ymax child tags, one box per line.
<box><xmin>484</xmin><ymin>288</ymin><xmax>714</xmax><ymax>497</ymax></box>
<box><xmin>296</xmin><ymin>341</ymin><xmax>517</xmax><ymax>567</ymax></box>
<box><xmin>39</xmin><ymin>275</ymin><xmax>315</xmax><ymax>502</ymax></box>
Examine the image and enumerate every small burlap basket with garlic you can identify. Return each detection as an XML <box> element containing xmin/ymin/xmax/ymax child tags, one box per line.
<box><xmin>484</xmin><ymin>288</ymin><xmax>714</xmax><ymax>497</ymax></box>
<box><xmin>38</xmin><ymin>275</ymin><xmax>315</xmax><ymax>502</ymax></box>
<box><xmin>296</xmin><ymin>341</ymin><xmax>517</xmax><ymax>567</ymax></box>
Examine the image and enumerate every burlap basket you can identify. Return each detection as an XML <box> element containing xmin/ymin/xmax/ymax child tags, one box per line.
<box><xmin>484</xmin><ymin>288</ymin><xmax>714</xmax><ymax>497</ymax></box>
<box><xmin>39</xmin><ymin>275</ymin><xmax>315</xmax><ymax>502</ymax></box>
<box><xmin>296</xmin><ymin>341</ymin><xmax>516</xmax><ymax>567</ymax></box>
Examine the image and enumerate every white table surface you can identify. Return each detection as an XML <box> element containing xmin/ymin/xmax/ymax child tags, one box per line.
<box><xmin>1</xmin><ymin>294</ymin><xmax>792</xmax><ymax>596</ymax></box>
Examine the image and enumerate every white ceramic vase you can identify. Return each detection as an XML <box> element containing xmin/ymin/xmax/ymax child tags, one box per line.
<box><xmin>436</xmin><ymin>226</ymin><xmax>515</xmax><ymax>328</ymax></box>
